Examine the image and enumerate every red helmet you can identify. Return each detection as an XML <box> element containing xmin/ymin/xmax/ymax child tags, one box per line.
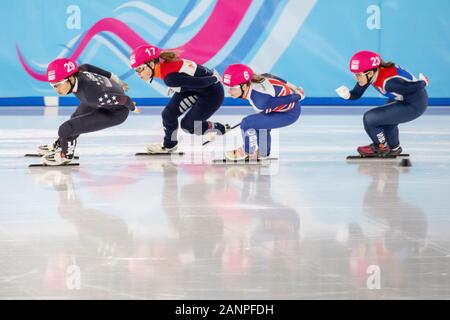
<box><xmin>223</xmin><ymin>64</ymin><xmax>253</xmax><ymax>86</ymax></box>
<box><xmin>47</xmin><ymin>58</ymin><xmax>78</xmax><ymax>83</ymax></box>
<box><xmin>349</xmin><ymin>50</ymin><xmax>381</xmax><ymax>73</ymax></box>
<box><xmin>130</xmin><ymin>44</ymin><xmax>161</xmax><ymax>68</ymax></box>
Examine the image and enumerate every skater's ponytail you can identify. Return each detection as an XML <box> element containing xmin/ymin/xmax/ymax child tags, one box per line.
<box><xmin>251</xmin><ymin>73</ymin><xmax>266</xmax><ymax>84</ymax></box>
<box><xmin>380</xmin><ymin>60</ymin><xmax>396</xmax><ymax>68</ymax></box>
<box><xmin>251</xmin><ymin>72</ymin><xmax>287</xmax><ymax>84</ymax></box>
<box><xmin>159</xmin><ymin>50</ymin><xmax>182</xmax><ymax>62</ymax></box>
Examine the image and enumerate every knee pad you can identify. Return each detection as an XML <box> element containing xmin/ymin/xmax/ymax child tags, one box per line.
<box><xmin>240</xmin><ymin>118</ymin><xmax>250</xmax><ymax>131</ymax></box>
<box><xmin>363</xmin><ymin>111</ymin><xmax>377</xmax><ymax>126</ymax></box>
<box><xmin>162</xmin><ymin>107</ymin><xmax>177</xmax><ymax>124</ymax></box>
<box><xmin>58</xmin><ymin>121</ymin><xmax>74</xmax><ymax>139</ymax></box>
<box><xmin>180</xmin><ymin>118</ymin><xmax>194</xmax><ymax>134</ymax></box>
<box><xmin>244</xmin><ymin>128</ymin><xmax>257</xmax><ymax>137</ymax></box>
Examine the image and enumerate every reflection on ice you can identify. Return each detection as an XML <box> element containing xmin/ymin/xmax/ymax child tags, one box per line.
<box><xmin>0</xmin><ymin>109</ymin><xmax>449</xmax><ymax>299</ymax></box>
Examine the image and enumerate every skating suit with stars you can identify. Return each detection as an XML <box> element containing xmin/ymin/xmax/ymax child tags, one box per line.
<box><xmin>74</xmin><ymin>64</ymin><xmax>135</xmax><ymax>111</ymax></box>
<box><xmin>56</xmin><ymin>64</ymin><xmax>132</xmax><ymax>154</ymax></box>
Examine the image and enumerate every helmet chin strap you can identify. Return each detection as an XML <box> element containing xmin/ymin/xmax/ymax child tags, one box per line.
<box><xmin>66</xmin><ymin>76</ymin><xmax>75</xmax><ymax>94</ymax></box>
<box><xmin>365</xmin><ymin>69</ymin><xmax>377</xmax><ymax>84</ymax></box>
<box><xmin>146</xmin><ymin>62</ymin><xmax>155</xmax><ymax>83</ymax></box>
<box><xmin>238</xmin><ymin>83</ymin><xmax>248</xmax><ymax>99</ymax></box>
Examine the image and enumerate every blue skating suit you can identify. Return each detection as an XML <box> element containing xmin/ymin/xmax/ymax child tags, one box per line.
<box><xmin>240</xmin><ymin>75</ymin><xmax>302</xmax><ymax>156</ymax></box>
<box><xmin>349</xmin><ymin>65</ymin><xmax>428</xmax><ymax>147</ymax></box>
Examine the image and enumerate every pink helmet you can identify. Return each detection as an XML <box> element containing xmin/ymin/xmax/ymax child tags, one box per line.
<box><xmin>349</xmin><ymin>50</ymin><xmax>381</xmax><ymax>73</ymax></box>
<box><xmin>130</xmin><ymin>44</ymin><xmax>161</xmax><ymax>68</ymax></box>
<box><xmin>223</xmin><ymin>64</ymin><xmax>253</xmax><ymax>86</ymax></box>
<box><xmin>47</xmin><ymin>58</ymin><xmax>78</xmax><ymax>83</ymax></box>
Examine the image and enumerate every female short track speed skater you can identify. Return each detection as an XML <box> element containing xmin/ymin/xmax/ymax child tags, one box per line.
<box><xmin>221</xmin><ymin>64</ymin><xmax>304</xmax><ymax>160</ymax></box>
<box><xmin>336</xmin><ymin>50</ymin><xmax>429</xmax><ymax>157</ymax></box>
<box><xmin>130</xmin><ymin>44</ymin><xmax>227</xmax><ymax>153</ymax></box>
<box><xmin>40</xmin><ymin>58</ymin><xmax>136</xmax><ymax>165</ymax></box>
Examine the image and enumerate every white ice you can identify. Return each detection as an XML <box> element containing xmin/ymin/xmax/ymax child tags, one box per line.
<box><xmin>0</xmin><ymin>106</ymin><xmax>449</xmax><ymax>299</ymax></box>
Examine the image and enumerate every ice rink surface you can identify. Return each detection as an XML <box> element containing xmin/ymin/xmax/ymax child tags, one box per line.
<box><xmin>0</xmin><ymin>106</ymin><xmax>449</xmax><ymax>299</ymax></box>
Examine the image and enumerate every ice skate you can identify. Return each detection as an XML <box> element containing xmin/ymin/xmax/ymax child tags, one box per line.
<box><xmin>135</xmin><ymin>143</ymin><xmax>184</xmax><ymax>156</ymax></box>
<box><xmin>37</xmin><ymin>139</ymin><xmax>60</xmax><ymax>156</ymax></box>
<box><xmin>147</xmin><ymin>143</ymin><xmax>178</xmax><ymax>154</ymax></box>
<box><xmin>39</xmin><ymin>141</ymin><xmax>77</xmax><ymax>167</ymax></box>
<box><xmin>357</xmin><ymin>143</ymin><xmax>391</xmax><ymax>157</ymax></box>
<box><xmin>225</xmin><ymin>146</ymin><xmax>249</xmax><ymax>161</ymax></box>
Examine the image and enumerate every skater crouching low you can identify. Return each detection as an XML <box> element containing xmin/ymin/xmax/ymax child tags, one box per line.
<box><xmin>336</xmin><ymin>50</ymin><xmax>429</xmax><ymax>157</ymax></box>
<box><xmin>221</xmin><ymin>64</ymin><xmax>304</xmax><ymax>161</ymax></box>
<box><xmin>40</xmin><ymin>58</ymin><xmax>135</xmax><ymax>166</ymax></box>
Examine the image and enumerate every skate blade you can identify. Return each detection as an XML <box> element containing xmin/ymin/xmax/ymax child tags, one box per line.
<box><xmin>202</xmin><ymin>123</ymin><xmax>240</xmax><ymax>146</ymax></box>
<box><xmin>202</xmin><ymin>136</ymin><xmax>216</xmax><ymax>146</ymax></box>
<box><xmin>346</xmin><ymin>153</ymin><xmax>409</xmax><ymax>160</ymax></box>
<box><xmin>135</xmin><ymin>152</ymin><xmax>184</xmax><ymax>156</ymax></box>
<box><xmin>226</xmin><ymin>123</ymin><xmax>240</xmax><ymax>131</ymax></box>
<box><xmin>212</xmin><ymin>157</ymin><xmax>278</xmax><ymax>164</ymax></box>
<box><xmin>25</xmin><ymin>153</ymin><xmax>80</xmax><ymax>159</ymax></box>
<box><xmin>29</xmin><ymin>163</ymin><xmax>80</xmax><ymax>168</ymax></box>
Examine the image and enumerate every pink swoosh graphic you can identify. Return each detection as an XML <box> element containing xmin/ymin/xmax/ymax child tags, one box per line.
<box><xmin>17</xmin><ymin>0</ymin><xmax>252</xmax><ymax>81</ymax></box>
<box><xmin>16</xmin><ymin>46</ymin><xmax>48</xmax><ymax>82</ymax></box>
<box><xmin>179</xmin><ymin>0</ymin><xmax>252</xmax><ymax>62</ymax></box>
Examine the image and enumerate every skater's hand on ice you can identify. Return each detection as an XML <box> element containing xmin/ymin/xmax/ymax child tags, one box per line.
<box><xmin>287</xmin><ymin>84</ymin><xmax>305</xmax><ymax>100</ymax></box>
<box><xmin>111</xmin><ymin>73</ymin><xmax>129</xmax><ymax>92</ymax></box>
<box><xmin>167</xmin><ymin>88</ymin><xmax>175</xmax><ymax>97</ymax></box>
<box><xmin>296</xmin><ymin>86</ymin><xmax>306</xmax><ymax>100</ymax></box>
<box><xmin>336</xmin><ymin>85</ymin><xmax>351</xmax><ymax>99</ymax></box>
<box><xmin>212</xmin><ymin>69</ymin><xmax>222</xmax><ymax>84</ymax></box>
<box><xmin>132</xmin><ymin>101</ymin><xmax>141</xmax><ymax>114</ymax></box>
<box><xmin>419</xmin><ymin>73</ymin><xmax>429</xmax><ymax>86</ymax></box>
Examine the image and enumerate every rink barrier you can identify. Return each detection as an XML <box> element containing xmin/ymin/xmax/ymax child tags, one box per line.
<box><xmin>0</xmin><ymin>97</ymin><xmax>450</xmax><ymax>107</ymax></box>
